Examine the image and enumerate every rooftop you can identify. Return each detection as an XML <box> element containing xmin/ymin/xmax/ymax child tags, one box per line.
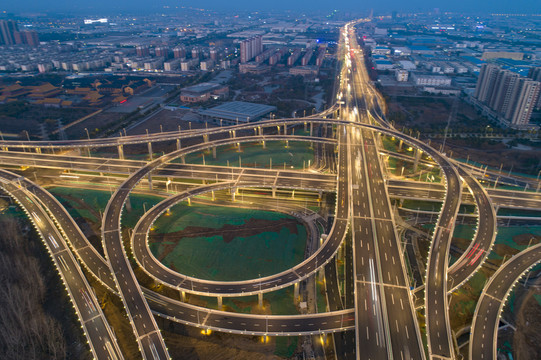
<box><xmin>199</xmin><ymin>101</ymin><xmax>277</xmax><ymax>122</ymax></box>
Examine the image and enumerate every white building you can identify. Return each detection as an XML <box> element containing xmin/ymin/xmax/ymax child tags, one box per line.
<box><xmin>411</xmin><ymin>74</ymin><xmax>452</xmax><ymax>86</ymax></box>
<box><xmin>395</xmin><ymin>70</ymin><xmax>409</xmax><ymax>82</ymax></box>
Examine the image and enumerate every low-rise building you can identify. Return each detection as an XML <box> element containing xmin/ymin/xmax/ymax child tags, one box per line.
<box><xmin>199</xmin><ymin>101</ymin><xmax>276</xmax><ymax>124</ymax></box>
<box><xmin>180</xmin><ymin>82</ymin><xmax>229</xmax><ymax>103</ymax></box>
<box><xmin>411</xmin><ymin>73</ymin><xmax>452</xmax><ymax>86</ymax></box>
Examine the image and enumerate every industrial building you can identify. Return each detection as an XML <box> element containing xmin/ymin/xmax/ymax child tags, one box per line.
<box><xmin>199</xmin><ymin>101</ymin><xmax>276</xmax><ymax>124</ymax></box>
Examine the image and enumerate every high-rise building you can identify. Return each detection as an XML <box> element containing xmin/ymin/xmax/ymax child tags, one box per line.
<box><xmin>505</xmin><ymin>78</ymin><xmax>540</xmax><ymax>126</ymax></box>
<box><xmin>474</xmin><ymin>64</ymin><xmax>540</xmax><ymax>127</ymax></box>
<box><xmin>155</xmin><ymin>46</ymin><xmax>169</xmax><ymax>58</ymax></box>
<box><xmin>240</xmin><ymin>35</ymin><xmax>263</xmax><ymax>63</ymax></box>
<box><xmin>136</xmin><ymin>45</ymin><xmax>150</xmax><ymax>57</ymax></box>
<box><xmin>528</xmin><ymin>67</ymin><xmax>541</xmax><ymax>109</ymax></box>
<box><xmin>173</xmin><ymin>46</ymin><xmax>186</xmax><ymax>59</ymax></box>
<box><xmin>0</xmin><ymin>20</ymin><xmax>18</xmax><ymax>45</ymax></box>
<box><xmin>474</xmin><ymin>64</ymin><xmax>500</xmax><ymax>103</ymax></box>
<box><xmin>14</xmin><ymin>30</ymin><xmax>39</xmax><ymax>47</ymax></box>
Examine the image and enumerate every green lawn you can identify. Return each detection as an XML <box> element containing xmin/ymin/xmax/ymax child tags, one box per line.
<box><xmin>149</xmin><ymin>203</ymin><xmax>307</xmax><ymax>281</ymax></box>
<box><xmin>179</xmin><ymin>140</ymin><xmax>315</xmax><ymax>170</ymax></box>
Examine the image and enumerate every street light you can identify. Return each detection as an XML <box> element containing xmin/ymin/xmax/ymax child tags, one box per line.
<box><xmin>84</xmin><ymin>128</ymin><xmax>90</xmax><ymax>140</ymax></box>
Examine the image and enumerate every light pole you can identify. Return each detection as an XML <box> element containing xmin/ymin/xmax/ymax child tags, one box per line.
<box><xmin>84</xmin><ymin>128</ymin><xmax>90</xmax><ymax>140</ymax></box>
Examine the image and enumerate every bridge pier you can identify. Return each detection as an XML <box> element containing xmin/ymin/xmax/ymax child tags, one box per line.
<box><xmin>413</xmin><ymin>148</ymin><xmax>421</xmax><ymax>173</ymax></box>
<box><xmin>212</xmin><ymin>146</ymin><xmax>217</xmax><ymax>159</ymax></box>
<box><xmin>211</xmin><ymin>190</ymin><xmax>215</xmax><ymax>201</ymax></box>
<box><xmin>272</xmin><ymin>187</ymin><xmax>276</xmax><ymax>198</ymax></box>
<box><xmin>203</xmin><ymin>134</ymin><xmax>209</xmax><ymax>143</ymax></box>
<box><xmin>285</xmin><ymin>140</ymin><xmax>289</xmax><ymax>148</ymax></box>
<box><xmin>181</xmin><ymin>155</ymin><xmax>185</xmax><ymax>164</ymax></box>
<box><xmin>117</xmin><ymin>145</ymin><xmax>124</xmax><ymax>160</ymax></box>
<box><xmin>237</xmin><ymin>142</ymin><xmax>241</xmax><ymax>152</ymax></box>
<box><xmin>147</xmin><ymin>142</ymin><xmax>153</xmax><ymax>161</ymax></box>
<box><xmin>294</xmin><ymin>282</ymin><xmax>300</xmax><ymax>303</ymax></box>
<box><xmin>283</xmin><ymin>123</ymin><xmax>287</xmax><ymax>135</ymax></box>
<box><xmin>217</xmin><ymin>296</ymin><xmax>223</xmax><ymax>309</ymax></box>
<box><xmin>398</xmin><ymin>139</ymin><xmax>403</xmax><ymax>151</ymax></box>
<box><xmin>187</xmin><ymin>197</ymin><xmax>191</xmax><ymax>206</ymax></box>
<box><xmin>176</xmin><ymin>139</ymin><xmax>181</xmax><ymax>150</ymax></box>
<box><xmin>258</xmin><ymin>293</ymin><xmax>263</xmax><ymax>308</ymax></box>
<box><xmin>318</xmin><ymin>190</ymin><xmax>322</xmax><ymax>202</ymax></box>
<box><xmin>231</xmin><ymin>189</ymin><xmax>236</xmax><ymax>202</ymax></box>
<box><xmin>310</xmin><ymin>122</ymin><xmax>313</xmax><ymax>137</ymax></box>
<box><xmin>148</xmin><ymin>173</ymin><xmax>152</xmax><ymax>190</ymax></box>
<box><xmin>35</xmin><ymin>147</ymin><xmax>41</xmax><ymax>154</ymax></box>
<box><xmin>180</xmin><ymin>291</ymin><xmax>186</xmax><ymax>302</ymax></box>
<box><xmin>262</xmin><ymin>140</ymin><xmax>266</xmax><ymax>149</ymax></box>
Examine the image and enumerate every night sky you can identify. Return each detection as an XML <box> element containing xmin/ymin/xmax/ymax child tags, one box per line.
<box><xmin>2</xmin><ymin>0</ymin><xmax>540</xmax><ymax>14</ymax></box>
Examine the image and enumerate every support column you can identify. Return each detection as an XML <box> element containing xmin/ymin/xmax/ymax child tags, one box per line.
<box><xmin>398</xmin><ymin>139</ymin><xmax>403</xmax><ymax>151</ymax></box>
<box><xmin>310</xmin><ymin>122</ymin><xmax>313</xmax><ymax>136</ymax></box>
<box><xmin>211</xmin><ymin>191</ymin><xmax>215</xmax><ymax>201</ymax></box>
<box><xmin>187</xmin><ymin>197</ymin><xmax>191</xmax><ymax>206</ymax></box>
<box><xmin>285</xmin><ymin>140</ymin><xmax>289</xmax><ymax>148</ymax></box>
<box><xmin>262</xmin><ymin>140</ymin><xmax>266</xmax><ymax>149</ymax></box>
<box><xmin>294</xmin><ymin>282</ymin><xmax>300</xmax><ymax>303</ymax></box>
<box><xmin>125</xmin><ymin>196</ymin><xmax>132</xmax><ymax>212</ymax></box>
<box><xmin>217</xmin><ymin>296</ymin><xmax>222</xmax><ymax>309</ymax></box>
<box><xmin>36</xmin><ymin>147</ymin><xmax>42</xmax><ymax>154</ymax></box>
<box><xmin>237</xmin><ymin>142</ymin><xmax>241</xmax><ymax>152</ymax></box>
<box><xmin>413</xmin><ymin>148</ymin><xmax>422</xmax><ymax>173</ymax></box>
<box><xmin>283</xmin><ymin>123</ymin><xmax>287</xmax><ymax>135</ymax></box>
<box><xmin>148</xmin><ymin>173</ymin><xmax>152</xmax><ymax>190</ymax></box>
<box><xmin>181</xmin><ymin>155</ymin><xmax>185</xmax><ymax>164</ymax></box>
<box><xmin>231</xmin><ymin>189</ymin><xmax>236</xmax><ymax>201</ymax></box>
<box><xmin>176</xmin><ymin>139</ymin><xmax>181</xmax><ymax>150</ymax></box>
<box><xmin>180</xmin><ymin>291</ymin><xmax>186</xmax><ymax>302</ymax></box>
<box><xmin>117</xmin><ymin>144</ymin><xmax>124</xmax><ymax>160</ymax></box>
<box><xmin>212</xmin><ymin>146</ymin><xmax>217</xmax><ymax>159</ymax></box>
<box><xmin>272</xmin><ymin>187</ymin><xmax>276</xmax><ymax>198</ymax></box>
<box><xmin>318</xmin><ymin>190</ymin><xmax>323</xmax><ymax>201</ymax></box>
<box><xmin>147</xmin><ymin>142</ymin><xmax>153</xmax><ymax>161</ymax></box>
<box><xmin>203</xmin><ymin>134</ymin><xmax>209</xmax><ymax>143</ymax></box>
<box><xmin>304</xmin><ymin>122</ymin><xmax>307</xmax><ymax>132</ymax></box>
<box><xmin>258</xmin><ymin>293</ymin><xmax>263</xmax><ymax>308</ymax></box>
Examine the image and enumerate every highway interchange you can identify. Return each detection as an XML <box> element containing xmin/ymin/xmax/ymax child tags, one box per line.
<box><xmin>0</xmin><ymin>20</ymin><xmax>540</xmax><ymax>360</ymax></box>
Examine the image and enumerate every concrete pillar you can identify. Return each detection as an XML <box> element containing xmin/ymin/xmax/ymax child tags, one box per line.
<box><xmin>217</xmin><ymin>296</ymin><xmax>222</xmax><ymax>309</ymax></box>
<box><xmin>211</xmin><ymin>191</ymin><xmax>215</xmax><ymax>201</ymax></box>
<box><xmin>294</xmin><ymin>282</ymin><xmax>300</xmax><ymax>303</ymax></box>
<box><xmin>232</xmin><ymin>130</ymin><xmax>236</xmax><ymax>138</ymax></box>
<box><xmin>258</xmin><ymin>293</ymin><xmax>263</xmax><ymax>308</ymax></box>
<box><xmin>147</xmin><ymin>142</ymin><xmax>153</xmax><ymax>161</ymax></box>
<box><xmin>187</xmin><ymin>198</ymin><xmax>191</xmax><ymax>206</ymax></box>
<box><xmin>398</xmin><ymin>139</ymin><xmax>403</xmax><ymax>151</ymax></box>
<box><xmin>148</xmin><ymin>173</ymin><xmax>152</xmax><ymax>190</ymax></box>
<box><xmin>231</xmin><ymin>189</ymin><xmax>236</xmax><ymax>201</ymax></box>
<box><xmin>203</xmin><ymin>134</ymin><xmax>208</xmax><ymax>143</ymax></box>
<box><xmin>285</xmin><ymin>140</ymin><xmax>289</xmax><ymax>148</ymax></box>
<box><xmin>181</xmin><ymin>291</ymin><xmax>186</xmax><ymax>302</ymax></box>
<box><xmin>181</xmin><ymin>155</ymin><xmax>185</xmax><ymax>164</ymax></box>
<box><xmin>413</xmin><ymin>148</ymin><xmax>422</xmax><ymax>173</ymax></box>
<box><xmin>176</xmin><ymin>139</ymin><xmax>181</xmax><ymax>150</ymax></box>
<box><xmin>237</xmin><ymin>143</ymin><xmax>241</xmax><ymax>152</ymax></box>
<box><xmin>272</xmin><ymin>187</ymin><xmax>276</xmax><ymax>198</ymax></box>
<box><xmin>318</xmin><ymin>190</ymin><xmax>323</xmax><ymax>201</ymax></box>
<box><xmin>262</xmin><ymin>140</ymin><xmax>266</xmax><ymax>148</ymax></box>
<box><xmin>304</xmin><ymin>122</ymin><xmax>307</xmax><ymax>132</ymax></box>
<box><xmin>212</xmin><ymin>146</ymin><xmax>217</xmax><ymax>159</ymax></box>
<box><xmin>283</xmin><ymin>123</ymin><xmax>287</xmax><ymax>135</ymax></box>
<box><xmin>310</xmin><ymin>122</ymin><xmax>313</xmax><ymax>136</ymax></box>
<box><xmin>117</xmin><ymin>144</ymin><xmax>124</xmax><ymax>160</ymax></box>
<box><xmin>36</xmin><ymin>147</ymin><xmax>41</xmax><ymax>154</ymax></box>
<box><xmin>125</xmin><ymin>196</ymin><xmax>132</xmax><ymax>212</ymax></box>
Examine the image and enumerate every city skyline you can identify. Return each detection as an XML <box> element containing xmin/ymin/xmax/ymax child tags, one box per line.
<box><xmin>1</xmin><ymin>0</ymin><xmax>540</xmax><ymax>14</ymax></box>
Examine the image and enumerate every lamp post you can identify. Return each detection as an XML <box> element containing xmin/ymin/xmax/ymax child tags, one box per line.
<box><xmin>84</xmin><ymin>128</ymin><xmax>90</xmax><ymax>140</ymax></box>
